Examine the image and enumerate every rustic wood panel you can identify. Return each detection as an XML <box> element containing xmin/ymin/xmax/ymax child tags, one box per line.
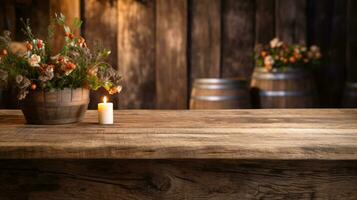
<box><xmin>1</xmin><ymin>109</ymin><xmax>357</xmax><ymax>159</ymax></box>
<box><xmin>325</xmin><ymin>0</ymin><xmax>347</xmax><ymax>107</ymax></box>
<box><xmin>190</xmin><ymin>0</ymin><xmax>221</xmax><ymax>79</ymax></box>
<box><xmin>49</xmin><ymin>0</ymin><xmax>80</xmax><ymax>52</ymax></box>
<box><xmin>307</xmin><ymin>0</ymin><xmax>334</xmax><ymax>107</ymax></box>
<box><xmin>0</xmin><ymin>0</ymin><xmax>49</xmax><ymax>43</ymax></box>
<box><xmin>347</xmin><ymin>0</ymin><xmax>357</xmax><ymax>82</ymax></box>
<box><xmin>156</xmin><ymin>0</ymin><xmax>188</xmax><ymax>109</ymax></box>
<box><xmin>0</xmin><ymin>160</ymin><xmax>356</xmax><ymax>199</ymax></box>
<box><xmin>0</xmin><ymin>2</ymin><xmax>16</xmax><ymax>35</ymax></box>
<box><xmin>221</xmin><ymin>0</ymin><xmax>254</xmax><ymax>79</ymax></box>
<box><xmin>83</xmin><ymin>0</ymin><xmax>119</xmax><ymax>109</ymax></box>
<box><xmin>118</xmin><ymin>0</ymin><xmax>156</xmax><ymax>109</ymax></box>
<box><xmin>275</xmin><ymin>0</ymin><xmax>307</xmax><ymax>44</ymax></box>
<box><xmin>255</xmin><ymin>0</ymin><xmax>275</xmax><ymax>45</ymax></box>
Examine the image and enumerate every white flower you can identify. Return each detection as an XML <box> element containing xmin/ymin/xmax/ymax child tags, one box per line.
<box><xmin>28</xmin><ymin>54</ymin><xmax>41</xmax><ymax>67</ymax></box>
<box><xmin>264</xmin><ymin>55</ymin><xmax>275</xmax><ymax>66</ymax></box>
<box><xmin>270</xmin><ymin>38</ymin><xmax>283</xmax><ymax>48</ymax></box>
<box><xmin>310</xmin><ymin>45</ymin><xmax>320</xmax><ymax>53</ymax></box>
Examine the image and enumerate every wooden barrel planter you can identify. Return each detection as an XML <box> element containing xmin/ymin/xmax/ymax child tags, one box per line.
<box><xmin>342</xmin><ymin>82</ymin><xmax>357</xmax><ymax>108</ymax></box>
<box><xmin>190</xmin><ymin>78</ymin><xmax>251</xmax><ymax>109</ymax></box>
<box><xmin>21</xmin><ymin>88</ymin><xmax>90</xmax><ymax>125</ymax></box>
<box><xmin>250</xmin><ymin>68</ymin><xmax>316</xmax><ymax>108</ymax></box>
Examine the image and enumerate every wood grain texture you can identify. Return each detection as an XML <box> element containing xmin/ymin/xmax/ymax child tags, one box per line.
<box><xmin>221</xmin><ymin>0</ymin><xmax>254</xmax><ymax>79</ymax></box>
<box><xmin>275</xmin><ymin>0</ymin><xmax>306</xmax><ymax>44</ymax></box>
<box><xmin>190</xmin><ymin>0</ymin><xmax>221</xmax><ymax>79</ymax></box>
<box><xmin>0</xmin><ymin>160</ymin><xmax>356</xmax><ymax>199</ymax></box>
<box><xmin>118</xmin><ymin>0</ymin><xmax>156</xmax><ymax>109</ymax></box>
<box><xmin>156</xmin><ymin>0</ymin><xmax>188</xmax><ymax>109</ymax></box>
<box><xmin>255</xmin><ymin>0</ymin><xmax>275</xmax><ymax>45</ymax></box>
<box><xmin>49</xmin><ymin>0</ymin><xmax>80</xmax><ymax>52</ymax></box>
<box><xmin>83</xmin><ymin>0</ymin><xmax>120</xmax><ymax>109</ymax></box>
<box><xmin>347</xmin><ymin>0</ymin><xmax>357</xmax><ymax>81</ymax></box>
<box><xmin>307</xmin><ymin>0</ymin><xmax>334</xmax><ymax>107</ymax></box>
<box><xmin>0</xmin><ymin>109</ymin><xmax>357</xmax><ymax>159</ymax></box>
<box><xmin>325</xmin><ymin>0</ymin><xmax>347</xmax><ymax>107</ymax></box>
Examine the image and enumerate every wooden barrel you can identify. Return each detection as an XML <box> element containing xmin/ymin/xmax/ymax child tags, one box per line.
<box><xmin>21</xmin><ymin>88</ymin><xmax>90</xmax><ymax>124</ymax></box>
<box><xmin>190</xmin><ymin>78</ymin><xmax>251</xmax><ymax>109</ymax></box>
<box><xmin>250</xmin><ymin>67</ymin><xmax>316</xmax><ymax>108</ymax></box>
<box><xmin>342</xmin><ymin>82</ymin><xmax>357</xmax><ymax>108</ymax></box>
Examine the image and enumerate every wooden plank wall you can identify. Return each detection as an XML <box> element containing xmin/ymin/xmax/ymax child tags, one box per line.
<box><xmin>0</xmin><ymin>0</ymin><xmax>355</xmax><ymax>109</ymax></box>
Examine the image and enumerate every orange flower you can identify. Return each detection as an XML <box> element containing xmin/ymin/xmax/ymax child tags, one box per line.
<box><xmin>1</xmin><ymin>49</ymin><xmax>8</xmax><ymax>56</ymax></box>
<box><xmin>31</xmin><ymin>83</ymin><xmax>37</xmax><ymax>90</ymax></box>
<box><xmin>66</xmin><ymin>32</ymin><xmax>75</xmax><ymax>40</ymax></box>
<box><xmin>289</xmin><ymin>57</ymin><xmax>296</xmax><ymax>63</ymax></box>
<box><xmin>66</xmin><ymin>62</ymin><xmax>76</xmax><ymax>70</ymax></box>
<box><xmin>261</xmin><ymin>51</ymin><xmax>267</xmax><ymax>58</ymax></box>
<box><xmin>26</xmin><ymin>42</ymin><xmax>33</xmax><ymax>51</ymax></box>
<box><xmin>108</xmin><ymin>86</ymin><xmax>122</xmax><ymax>95</ymax></box>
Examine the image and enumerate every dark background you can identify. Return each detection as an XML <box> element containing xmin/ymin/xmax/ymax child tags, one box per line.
<box><xmin>0</xmin><ymin>0</ymin><xmax>355</xmax><ymax>109</ymax></box>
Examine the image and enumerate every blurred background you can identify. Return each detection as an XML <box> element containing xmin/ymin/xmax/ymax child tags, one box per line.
<box><xmin>0</xmin><ymin>0</ymin><xmax>356</xmax><ymax>109</ymax></box>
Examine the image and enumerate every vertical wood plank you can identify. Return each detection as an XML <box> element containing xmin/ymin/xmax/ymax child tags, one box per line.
<box><xmin>276</xmin><ymin>0</ymin><xmax>307</xmax><ymax>44</ymax></box>
<box><xmin>118</xmin><ymin>0</ymin><xmax>156</xmax><ymax>109</ymax></box>
<box><xmin>255</xmin><ymin>0</ymin><xmax>275</xmax><ymax>45</ymax></box>
<box><xmin>307</xmin><ymin>0</ymin><xmax>334</xmax><ymax>107</ymax></box>
<box><xmin>221</xmin><ymin>0</ymin><xmax>254</xmax><ymax>79</ymax></box>
<box><xmin>83</xmin><ymin>0</ymin><xmax>119</xmax><ymax>109</ymax></box>
<box><xmin>327</xmin><ymin>0</ymin><xmax>347</xmax><ymax>106</ymax></box>
<box><xmin>49</xmin><ymin>0</ymin><xmax>80</xmax><ymax>52</ymax></box>
<box><xmin>156</xmin><ymin>0</ymin><xmax>188</xmax><ymax>109</ymax></box>
<box><xmin>347</xmin><ymin>0</ymin><xmax>357</xmax><ymax>82</ymax></box>
<box><xmin>190</xmin><ymin>0</ymin><xmax>221</xmax><ymax>79</ymax></box>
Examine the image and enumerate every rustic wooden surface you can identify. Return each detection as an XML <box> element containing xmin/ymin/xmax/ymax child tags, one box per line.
<box><xmin>0</xmin><ymin>109</ymin><xmax>357</xmax><ymax>159</ymax></box>
<box><xmin>275</xmin><ymin>0</ymin><xmax>306</xmax><ymax>44</ymax></box>
<box><xmin>118</xmin><ymin>0</ymin><xmax>156</xmax><ymax>109</ymax></box>
<box><xmin>255</xmin><ymin>0</ymin><xmax>275</xmax><ymax>45</ymax></box>
<box><xmin>190</xmin><ymin>0</ymin><xmax>221</xmax><ymax>79</ymax></box>
<box><xmin>0</xmin><ymin>159</ymin><xmax>356</xmax><ymax>200</ymax></box>
<box><xmin>156</xmin><ymin>0</ymin><xmax>188</xmax><ymax>109</ymax></box>
<box><xmin>221</xmin><ymin>0</ymin><xmax>254</xmax><ymax>79</ymax></box>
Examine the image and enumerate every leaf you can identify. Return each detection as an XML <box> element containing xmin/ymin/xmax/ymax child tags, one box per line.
<box><xmin>72</xmin><ymin>18</ymin><xmax>82</xmax><ymax>29</ymax></box>
<box><xmin>64</xmin><ymin>26</ymin><xmax>71</xmax><ymax>34</ymax></box>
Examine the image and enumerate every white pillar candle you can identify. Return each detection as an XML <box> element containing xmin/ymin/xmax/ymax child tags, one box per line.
<box><xmin>98</xmin><ymin>96</ymin><xmax>113</xmax><ymax>124</ymax></box>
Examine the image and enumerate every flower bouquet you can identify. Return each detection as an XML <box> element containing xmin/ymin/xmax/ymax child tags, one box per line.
<box><xmin>0</xmin><ymin>14</ymin><xmax>122</xmax><ymax>124</ymax></box>
<box><xmin>251</xmin><ymin>38</ymin><xmax>322</xmax><ymax>108</ymax></box>
<box><xmin>255</xmin><ymin>38</ymin><xmax>321</xmax><ymax>72</ymax></box>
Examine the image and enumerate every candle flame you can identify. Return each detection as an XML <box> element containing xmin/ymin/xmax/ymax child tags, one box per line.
<box><xmin>103</xmin><ymin>96</ymin><xmax>107</xmax><ymax>103</ymax></box>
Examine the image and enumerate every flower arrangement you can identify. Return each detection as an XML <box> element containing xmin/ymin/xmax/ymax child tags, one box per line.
<box><xmin>255</xmin><ymin>38</ymin><xmax>322</xmax><ymax>72</ymax></box>
<box><xmin>0</xmin><ymin>13</ymin><xmax>122</xmax><ymax>100</ymax></box>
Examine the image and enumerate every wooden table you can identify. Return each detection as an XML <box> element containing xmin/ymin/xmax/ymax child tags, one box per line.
<box><xmin>0</xmin><ymin>109</ymin><xmax>356</xmax><ymax>199</ymax></box>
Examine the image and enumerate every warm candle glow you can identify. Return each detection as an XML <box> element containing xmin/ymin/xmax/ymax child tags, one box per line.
<box><xmin>98</xmin><ymin>96</ymin><xmax>113</xmax><ymax>124</ymax></box>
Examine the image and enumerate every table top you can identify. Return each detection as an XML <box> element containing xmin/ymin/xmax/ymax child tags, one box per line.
<box><xmin>0</xmin><ymin>109</ymin><xmax>357</xmax><ymax>160</ymax></box>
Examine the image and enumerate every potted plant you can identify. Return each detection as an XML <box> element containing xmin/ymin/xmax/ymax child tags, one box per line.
<box><xmin>0</xmin><ymin>14</ymin><xmax>122</xmax><ymax>124</ymax></box>
<box><xmin>251</xmin><ymin>38</ymin><xmax>321</xmax><ymax>108</ymax></box>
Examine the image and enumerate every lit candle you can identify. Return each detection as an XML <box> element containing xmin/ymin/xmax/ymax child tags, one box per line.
<box><xmin>98</xmin><ymin>96</ymin><xmax>113</xmax><ymax>124</ymax></box>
